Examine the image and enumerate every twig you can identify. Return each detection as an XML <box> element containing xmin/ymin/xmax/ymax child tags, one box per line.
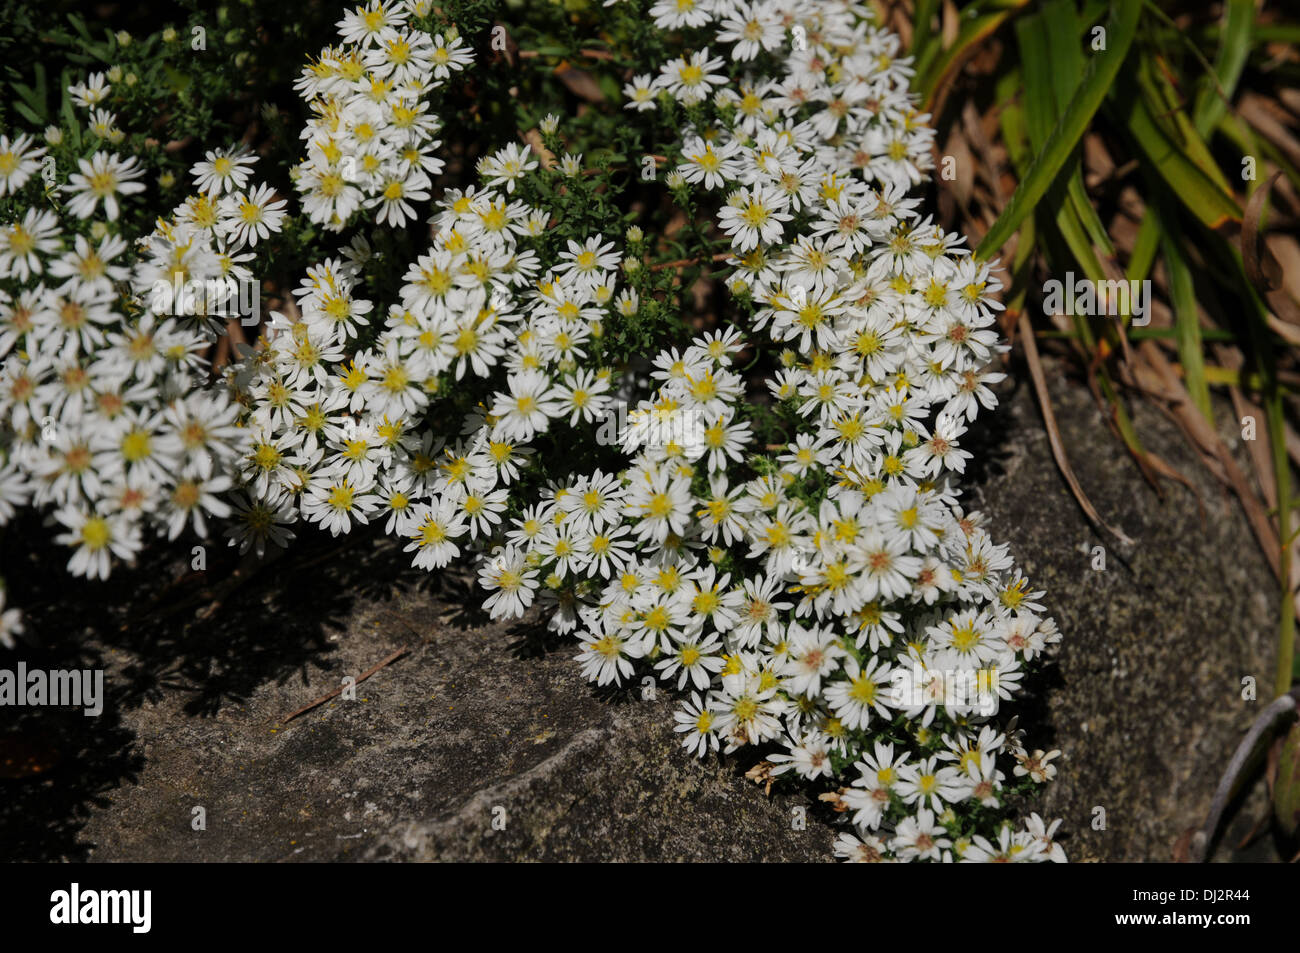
<box><xmin>276</xmin><ymin>645</ymin><xmax>412</xmax><ymax>726</ymax></box>
<box><xmin>1189</xmin><ymin>688</ymin><xmax>1300</xmax><ymax>862</ymax></box>
<box><xmin>1017</xmin><ymin>311</ymin><xmax>1135</xmax><ymax>547</ymax></box>
<box><xmin>649</xmin><ymin>252</ymin><xmax>732</xmax><ymax>272</ymax></box>
<box><xmin>518</xmin><ymin>48</ymin><xmax>615</xmax><ymax>61</ymax></box>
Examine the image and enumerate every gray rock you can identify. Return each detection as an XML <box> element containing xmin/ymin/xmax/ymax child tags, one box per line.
<box><xmin>966</xmin><ymin>363</ymin><xmax>1277</xmax><ymax>862</ymax></box>
<box><xmin>6</xmin><ymin>358</ymin><xmax>1278</xmax><ymax>862</ymax></box>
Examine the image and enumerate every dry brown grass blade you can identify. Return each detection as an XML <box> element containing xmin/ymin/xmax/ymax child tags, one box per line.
<box><xmin>521</xmin><ymin>128</ymin><xmax>556</xmax><ymax>170</ymax></box>
<box><xmin>1242</xmin><ymin>170</ymin><xmax>1300</xmax><ymax>328</ymax></box>
<box><xmin>1240</xmin><ymin>94</ymin><xmax>1300</xmax><ymax>169</ymax></box>
<box><xmin>1217</xmin><ymin>343</ymin><xmax>1280</xmax><ymax>512</ymax></box>
<box><xmin>1017</xmin><ymin>312</ymin><xmax>1135</xmax><ymax>547</ymax></box>
<box><xmin>555</xmin><ymin>66</ymin><xmax>605</xmax><ymax>103</ymax></box>
<box><xmin>1136</xmin><ymin>341</ymin><xmax>1287</xmax><ymax>584</ymax></box>
<box><xmin>1138</xmin><ymin>446</ymin><xmax>1206</xmax><ymax>520</ymax></box>
<box><xmin>1243</xmin><ymin>170</ymin><xmax>1282</xmax><ymax>290</ymax></box>
<box><xmin>1230</xmin><ymin>389</ymin><xmax>1278</xmax><ymax>508</ymax></box>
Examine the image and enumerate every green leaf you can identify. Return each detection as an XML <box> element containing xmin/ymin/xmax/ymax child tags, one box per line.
<box><xmin>1125</xmin><ymin>214</ymin><xmax>1160</xmax><ymax>283</ymax></box>
<box><xmin>916</xmin><ymin>1</ymin><xmax>1030</xmax><ymax>109</ymax></box>
<box><xmin>1136</xmin><ymin>53</ymin><xmax>1235</xmax><ymax>197</ymax></box>
<box><xmin>12</xmin><ymin>101</ymin><xmax>42</xmax><ymax>126</ymax></box>
<box><xmin>975</xmin><ymin>0</ymin><xmax>1142</xmax><ymax>261</ymax></box>
<box><xmin>1193</xmin><ymin>0</ymin><xmax>1253</xmax><ymax>136</ymax></box>
<box><xmin>1116</xmin><ymin>86</ymin><xmax>1242</xmax><ymax>230</ymax></box>
<box><xmin>1039</xmin><ymin>0</ymin><xmax>1115</xmax><ymax>256</ymax></box>
<box><xmin>911</xmin><ymin>0</ymin><xmax>941</xmax><ymax>57</ymax></box>
<box><xmin>1162</xmin><ymin>234</ymin><xmax>1212</xmax><ymax>422</ymax></box>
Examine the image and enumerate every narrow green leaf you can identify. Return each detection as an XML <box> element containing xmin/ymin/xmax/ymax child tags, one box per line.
<box><xmin>1126</xmin><ymin>214</ymin><xmax>1161</xmax><ymax>283</ymax></box>
<box><xmin>1041</xmin><ymin>0</ymin><xmax>1115</xmax><ymax>256</ymax></box>
<box><xmin>12</xmin><ymin>101</ymin><xmax>43</xmax><ymax>126</ymax></box>
<box><xmin>975</xmin><ymin>0</ymin><xmax>1142</xmax><ymax>261</ymax></box>
<box><xmin>1137</xmin><ymin>54</ymin><xmax>1235</xmax><ymax>197</ymax></box>
<box><xmin>1163</xmin><ymin>235</ymin><xmax>1213</xmax><ymax>422</ymax></box>
<box><xmin>912</xmin><ymin>0</ymin><xmax>941</xmax><ymax>57</ymax></box>
<box><xmin>1194</xmin><ymin>0</ymin><xmax>1253</xmax><ymax>136</ymax></box>
<box><xmin>917</xmin><ymin>2</ymin><xmax>1030</xmax><ymax>108</ymax></box>
<box><xmin>1118</xmin><ymin>90</ymin><xmax>1242</xmax><ymax>229</ymax></box>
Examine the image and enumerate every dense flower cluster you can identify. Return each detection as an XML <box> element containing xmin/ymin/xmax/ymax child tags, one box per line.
<box><xmin>0</xmin><ymin>0</ymin><xmax>1067</xmax><ymax>861</ymax></box>
<box><xmin>0</xmin><ymin>81</ymin><xmax>292</xmax><ymax>605</ymax></box>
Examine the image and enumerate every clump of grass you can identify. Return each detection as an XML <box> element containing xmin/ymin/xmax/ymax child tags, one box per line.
<box><xmin>895</xmin><ymin>0</ymin><xmax>1300</xmax><ymax>852</ymax></box>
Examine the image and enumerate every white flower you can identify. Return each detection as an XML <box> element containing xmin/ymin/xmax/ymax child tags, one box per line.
<box><xmin>54</xmin><ymin>506</ymin><xmax>141</xmax><ymax>579</ymax></box>
<box><xmin>478</xmin><ymin>546</ymin><xmax>539</xmax><ymax>619</ymax></box>
<box><xmin>219</xmin><ymin>182</ymin><xmax>288</xmax><ymax>246</ymax></box>
<box><xmin>63</xmin><ymin>151</ymin><xmax>146</xmax><ymax>220</ymax></box>
<box><xmin>190</xmin><ymin>147</ymin><xmax>258</xmax><ymax>196</ymax></box>
<box><xmin>0</xmin><ymin>133</ymin><xmax>46</xmax><ymax>196</ymax></box>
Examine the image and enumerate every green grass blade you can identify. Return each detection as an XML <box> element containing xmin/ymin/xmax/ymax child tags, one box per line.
<box><xmin>1138</xmin><ymin>53</ymin><xmax>1236</xmax><ymax>198</ymax></box>
<box><xmin>912</xmin><ymin>0</ymin><xmax>941</xmax><ymax>57</ymax></box>
<box><xmin>1117</xmin><ymin>90</ymin><xmax>1242</xmax><ymax>230</ymax></box>
<box><xmin>975</xmin><ymin>0</ymin><xmax>1142</xmax><ymax>261</ymax></box>
<box><xmin>917</xmin><ymin>1</ymin><xmax>1031</xmax><ymax>109</ymax></box>
<box><xmin>1194</xmin><ymin>0</ymin><xmax>1254</xmax><ymax>137</ymax></box>
<box><xmin>1126</xmin><ymin>214</ymin><xmax>1161</xmax><ymax>282</ymax></box>
<box><xmin>1162</xmin><ymin>234</ymin><xmax>1213</xmax><ymax>422</ymax></box>
<box><xmin>1041</xmin><ymin>0</ymin><xmax>1115</xmax><ymax>256</ymax></box>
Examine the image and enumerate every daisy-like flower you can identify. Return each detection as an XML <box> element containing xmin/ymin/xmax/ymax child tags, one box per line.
<box><xmin>427</xmin><ymin>32</ymin><xmax>474</xmax><ymax>79</ymax></box>
<box><xmin>219</xmin><ymin>183</ymin><xmax>288</xmax><ymax>246</ymax></box>
<box><xmin>715</xmin><ymin>2</ymin><xmax>784</xmax><ymax>60</ymax></box>
<box><xmin>961</xmin><ymin>824</ymin><xmax>1045</xmax><ymax>863</ymax></box>
<box><xmin>163</xmin><ymin>473</ymin><xmax>234</xmax><ymax>539</ymax></box>
<box><xmin>222</xmin><ymin>490</ymin><xmax>297</xmax><ymax>557</ymax></box>
<box><xmin>190</xmin><ymin>147</ymin><xmax>257</xmax><ymax>196</ymax></box>
<box><xmin>673</xmin><ymin>691</ymin><xmax>720</xmax><ymax>757</ymax></box>
<box><xmin>481</xmin><ymin>142</ymin><xmax>536</xmax><ymax>194</ymax></box>
<box><xmin>0</xmin><ymin>587</ymin><xmax>25</xmax><ymax>650</ymax></box>
<box><xmin>622</xmin><ymin>74</ymin><xmax>658</xmax><ymax>111</ymax></box>
<box><xmin>579</xmin><ymin>521</ymin><xmax>635</xmax><ymax>579</ymax></box>
<box><xmin>491</xmin><ymin>369</ymin><xmax>560</xmax><ymax>442</ymax></box>
<box><xmin>655</xmin><ymin>628</ymin><xmax>726</xmax><ymax>690</ymax></box>
<box><xmin>478</xmin><ymin>545</ymin><xmax>539</xmax><ymax>619</ymax></box>
<box><xmin>575</xmin><ymin>616</ymin><xmax>648</xmax><ymax>687</ymax></box>
<box><xmin>657</xmin><ymin>49</ymin><xmax>727</xmax><ymax>106</ymax></box>
<box><xmin>0</xmin><ymin>207</ymin><xmax>62</xmax><ymax>283</ymax></box>
<box><xmin>556</xmin><ymin>237</ymin><xmax>620</xmax><ymax>287</ymax></box>
<box><xmin>713</xmin><ymin>667</ymin><xmax>785</xmax><ymax>748</ymax></box>
<box><xmin>302</xmin><ymin>474</ymin><xmax>377</xmax><ymax>536</ymax></box>
<box><xmin>1024</xmin><ymin>813</ymin><xmax>1068</xmax><ymax>863</ymax></box>
<box><xmin>1013</xmin><ymin>748</ymin><xmax>1062</xmax><ymax>784</ymax></box>
<box><xmin>68</xmin><ymin>71</ymin><xmax>112</xmax><ymax>107</ymax></box>
<box><xmin>548</xmin><ymin>367</ymin><xmax>611</xmax><ymax>425</ymax></box>
<box><xmin>62</xmin><ymin>151</ymin><xmax>146</xmax><ymax>220</ymax></box>
<box><xmin>895</xmin><ymin>755</ymin><xmax>967</xmax><ymax>814</ymax></box>
<box><xmin>406</xmin><ymin>495</ymin><xmax>468</xmax><ymax>569</ymax></box>
<box><xmin>717</xmin><ymin>181</ymin><xmax>792</xmax><ymax>251</ymax></box>
<box><xmin>53</xmin><ymin>506</ymin><xmax>142</xmax><ymax>580</ymax></box>
<box><xmin>648</xmin><ymin>0</ymin><xmax>711</xmax><ymax>30</ymax></box>
<box><xmin>0</xmin><ymin>132</ymin><xmax>46</xmax><ymax>196</ymax></box>
<box><xmin>833</xmin><ymin>832</ymin><xmax>888</xmax><ymax>863</ymax></box>
<box><xmin>780</xmin><ymin>622</ymin><xmax>845</xmax><ymax>698</ymax></box>
<box><xmin>769</xmin><ymin>730</ymin><xmax>835</xmax><ymax>780</ymax></box>
<box><xmin>624</xmin><ymin>466</ymin><xmax>693</xmax><ymax>543</ymax></box>
<box><xmin>824</xmin><ymin>656</ymin><xmax>895</xmax><ymax>730</ymax></box>
<box><xmin>892</xmin><ymin>808</ymin><xmax>953</xmax><ymax>862</ymax></box>
<box><xmin>372</xmin><ymin>168</ymin><xmax>431</xmax><ymax>227</ymax></box>
<box><xmin>678</xmin><ymin>135</ymin><xmax>740</xmax><ymax>191</ymax></box>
